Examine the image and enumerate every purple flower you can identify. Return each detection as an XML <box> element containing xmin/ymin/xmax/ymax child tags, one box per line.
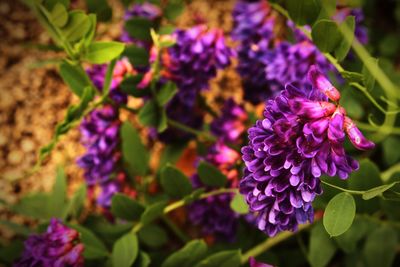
<box><xmin>210</xmin><ymin>99</ymin><xmax>248</xmax><ymax>143</ymax></box>
<box><xmin>249</xmin><ymin>257</ymin><xmax>274</xmax><ymax>267</ymax></box>
<box><xmin>262</xmin><ymin>40</ymin><xmax>335</xmax><ymax>95</ymax></box>
<box><xmin>77</xmin><ymin>105</ymin><xmax>121</xmax><ymax>186</ymax></box>
<box><xmin>121</xmin><ymin>2</ymin><xmax>162</xmax><ymax>47</ymax></box>
<box><xmin>240</xmin><ymin>67</ymin><xmax>374</xmax><ymax>236</ymax></box>
<box><xmin>14</xmin><ymin>219</ymin><xmax>84</xmax><ymax>267</ymax></box>
<box><xmin>232</xmin><ymin>0</ymin><xmax>278</xmax><ymax>104</ymax></box>
<box><xmin>163</xmin><ymin>25</ymin><xmax>234</xmax><ymax>106</ymax></box>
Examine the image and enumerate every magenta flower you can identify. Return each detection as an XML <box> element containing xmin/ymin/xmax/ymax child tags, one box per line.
<box><xmin>240</xmin><ymin>66</ymin><xmax>374</xmax><ymax>236</ymax></box>
<box><xmin>14</xmin><ymin>219</ymin><xmax>84</xmax><ymax>267</ymax></box>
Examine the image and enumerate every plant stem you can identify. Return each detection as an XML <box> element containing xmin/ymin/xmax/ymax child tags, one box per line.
<box><xmin>240</xmin><ymin>223</ymin><xmax>311</xmax><ymax>264</ymax></box>
<box><xmin>132</xmin><ymin>188</ymin><xmax>238</xmax><ymax>233</ymax></box>
<box><xmin>167</xmin><ymin>118</ymin><xmax>217</xmax><ymax>142</ymax></box>
<box><xmin>321</xmin><ymin>180</ymin><xmax>365</xmax><ymax>195</ymax></box>
<box><xmin>381</xmin><ymin>163</ymin><xmax>400</xmax><ymax>182</ymax></box>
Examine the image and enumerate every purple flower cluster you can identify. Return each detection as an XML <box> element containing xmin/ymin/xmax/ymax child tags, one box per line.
<box><xmin>188</xmin><ymin>99</ymin><xmax>247</xmax><ymax>240</ymax></box>
<box><xmin>164</xmin><ymin>25</ymin><xmax>234</xmax><ymax>106</ymax></box>
<box><xmin>262</xmin><ymin>40</ymin><xmax>334</xmax><ymax>94</ymax></box>
<box><xmin>121</xmin><ymin>1</ymin><xmax>162</xmax><ymax>47</ymax></box>
<box><xmin>78</xmin><ymin>60</ymin><xmax>135</xmax><ymax>208</ymax></box>
<box><xmin>78</xmin><ymin>105</ymin><xmax>121</xmax><ymax>186</ymax></box>
<box><xmin>14</xmin><ymin>219</ymin><xmax>84</xmax><ymax>267</ymax></box>
<box><xmin>232</xmin><ymin>0</ymin><xmax>277</xmax><ymax>104</ymax></box>
<box><xmin>240</xmin><ymin>66</ymin><xmax>374</xmax><ymax>236</ymax></box>
<box><xmin>154</xmin><ymin>25</ymin><xmax>234</xmax><ymax>143</ymax></box>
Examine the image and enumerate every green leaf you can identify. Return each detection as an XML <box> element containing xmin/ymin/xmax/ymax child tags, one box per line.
<box><xmin>230</xmin><ymin>193</ymin><xmax>249</xmax><ymax>214</ymax></box>
<box><xmin>133</xmin><ymin>251</ymin><xmax>151</xmax><ymax>267</ymax></box>
<box><xmin>112</xmin><ymin>232</ymin><xmax>139</xmax><ymax>267</ymax></box>
<box><xmin>363</xmin><ymin>226</ymin><xmax>397</xmax><ymax>267</ymax></box>
<box><xmin>197</xmin><ymin>161</ymin><xmax>227</xmax><ymax>187</ymax></box>
<box><xmin>50</xmin><ymin>3</ymin><xmax>68</xmax><ymax>27</ymax></box>
<box><xmin>162</xmin><ymin>240</ymin><xmax>208</xmax><ymax>267</ymax></box>
<box><xmin>164</xmin><ymin>2</ymin><xmax>184</xmax><ymax>21</ymax></box>
<box><xmin>160</xmin><ymin>165</ymin><xmax>192</xmax><ymax>198</ymax></box>
<box><xmin>159</xmin><ymin>25</ymin><xmax>175</xmax><ymax>35</ymax></box>
<box><xmin>48</xmin><ymin>166</ymin><xmax>67</xmax><ymax>218</ymax></box>
<box><xmin>347</xmin><ymin>159</ymin><xmax>382</xmax><ymax>213</ymax></box>
<box><xmin>286</xmin><ymin>0</ymin><xmax>321</xmax><ymax>26</ymax></box>
<box><xmin>139</xmin><ymin>100</ymin><xmax>159</xmax><ymax>127</ymax></box>
<box><xmin>12</xmin><ymin>193</ymin><xmax>51</xmax><ymax>219</ymax></box>
<box><xmin>334</xmin><ymin>217</ymin><xmax>369</xmax><ymax>253</ymax></box>
<box><xmin>86</xmin><ymin>216</ymin><xmax>133</xmax><ymax>246</ymax></box>
<box><xmin>83</xmin><ymin>41</ymin><xmax>125</xmax><ymax>64</ymax></box>
<box><xmin>362</xmin><ymin>57</ymin><xmax>378</xmax><ymax>91</ymax></box>
<box><xmin>123</xmin><ymin>45</ymin><xmax>150</xmax><ymax>67</ymax></box>
<box><xmin>323</xmin><ymin>192</ymin><xmax>356</xmax><ymax>237</ymax></box>
<box><xmin>334</xmin><ymin>16</ymin><xmax>355</xmax><ymax>61</ymax></box>
<box><xmin>311</xmin><ymin>19</ymin><xmax>342</xmax><ymax>53</ymax></box>
<box><xmin>140</xmin><ymin>201</ymin><xmax>168</xmax><ymax>225</ymax></box>
<box><xmin>159</xmin><ymin>142</ymin><xmax>187</xmax><ymax>168</ymax></box>
<box><xmin>120</xmin><ymin>75</ymin><xmax>149</xmax><ymax>97</ymax></box>
<box><xmin>85</xmin><ymin>0</ymin><xmax>112</xmax><ymax>22</ymax></box>
<box><xmin>111</xmin><ymin>193</ymin><xmax>145</xmax><ymax>221</ymax></box>
<box><xmin>61</xmin><ymin>11</ymin><xmax>91</xmax><ymax>42</ymax></box>
<box><xmin>121</xmin><ymin>121</ymin><xmax>149</xmax><ymax>177</ymax></box>
<box><xmin>125</xmin><ymin>17</ymin><xmax>153</xmax><ymax>41</ymax></box>
<box><xmin>158</xmin><ymin>109</ymin><xmax>168</xmax><ymax>133</ymax></box>
<box><xmin>69</xmin><ymin>224</ymin><xmax>108</xmax><ymax>259</ymax></box>
<box><xmin>362</xmin><ymin>182</ymin><xmax>400</xmax><ymax>200</ymax></box>
<box><xmin>83</xmin><ymin>14</ymin><xmax>97</xmax><ymax>47</ymax></box>
<box><xmin>138</xmin><ymin>224</ymin><xmax>168</xmax><ymax>248</ymax></box>
<box><xmin>59</xmin><ymin>61</ymin><xmax>92</xmax><ymax>97</ymax></box>
<box><xmin>157</xmin><ymin>82</ymin><xmax>177</xmax><ymax>106</ymax></box>
<box><xmin>308</xmin><ymin>222</ymin><xmax>337</xmax><ymax>267</ymax></box>
<box><xmin>62</xmin><ymin>184</ymin><xmax>87</xmax><ymax>220</ymax></box>
<box><xmin>193</xmin><ymin>250</ymin><xmax>241</xmax><ymax>267</ymax></box>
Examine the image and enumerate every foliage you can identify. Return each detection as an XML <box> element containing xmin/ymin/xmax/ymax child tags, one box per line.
<box><xmin>3</xmin><ymin>0</ymin><xmax>400</xmax><ymax>267</ymax></box>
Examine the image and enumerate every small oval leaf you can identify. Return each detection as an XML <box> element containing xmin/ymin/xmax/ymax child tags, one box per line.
<box><xmin>197</xmin><ymin>161</ymin><xmax>227</xmax><ymax>188</ymax></box>
<box><xmin>323</xmin><ymin>192</ymin><xmax>356</xmax><ymax>237</ymax></box>
<box><xmin>312</xmin><ymin>19</ymin><xmax>342</xmax><ymax>53</ymax></box>
<box><xmin>112</xmin><ymin>232</ymin><xmax>139</xmax><ymax>267</ymax></box>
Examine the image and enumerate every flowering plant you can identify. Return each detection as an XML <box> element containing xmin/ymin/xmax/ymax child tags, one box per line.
<box><xmin>1</xmin><ymin>0</ymin><xmax>400</xmax><ymax>267</ymax></box>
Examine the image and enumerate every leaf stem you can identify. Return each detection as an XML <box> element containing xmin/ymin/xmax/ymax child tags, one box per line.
<box><xmin>321</xmin><ymin>180</ymin><xmax>365</xmax><ymax>195</ymax></box>
<box><xmin>167</xmin><ymin>118</ymin><xmax>217</xmax><ymax>142</ymax></box>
